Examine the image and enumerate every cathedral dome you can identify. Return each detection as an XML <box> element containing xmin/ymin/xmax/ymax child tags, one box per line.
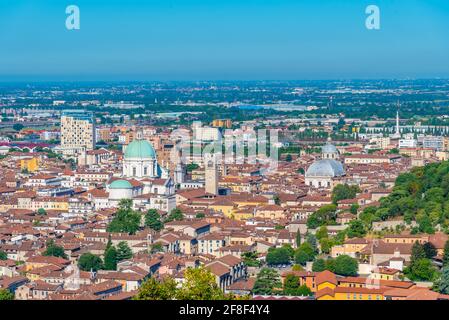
<box><xmin>109</xmin><ymin>179</ymin><xmax>133</xmax><ymax>189</ymax></box>
<box><xmin>322</xmin><ymin>143</ymin><xmax>338</xmax><ymax>154</ymax></box>
<box><xmin>305</xmin><ymin>159</ymin><xmax>345</xmax><ymax>177</ymax></box>
<box><xmin>124</xmin><ymin>140</ymin><xmax>156</xmax><ymax>159</ymax></box>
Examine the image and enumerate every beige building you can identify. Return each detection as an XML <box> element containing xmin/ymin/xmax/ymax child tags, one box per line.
<box><xmin>60</xmin><ymin>110</ymin><xmax>95</xmax><ymax>156</ymax></box>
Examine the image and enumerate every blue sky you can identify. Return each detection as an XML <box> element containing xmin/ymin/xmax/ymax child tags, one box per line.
<box><xmin>0</xmin><ymin>0</ymin><xmax>448</xmax><ymax>80</ymax></box>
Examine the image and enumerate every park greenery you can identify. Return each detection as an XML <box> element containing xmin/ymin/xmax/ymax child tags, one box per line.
<box><xmin>0</xmin><ymin>289</ymin><xmax>14</xmax><ymax>300</ymax></box>
<box><xmin>78</xmin><ymin>253</ymin><xmax>103</xmax><ymax>272</ymax></box>
<box><xmin>0</xmin><ymin>250</ymin><xmax>7</xmax><ymax>260</ymax></box>
<box><xmin>331</xmin><ymin>184</ymin><xmax>361</xmax><ymax>204</ymax></box>
<box><xmin>134</xmin><ymin>267</ymin><xmax>239</xmax><ymax>300</ymax></box>
<box><xmin>358</xmin><ymin>161</ymin><xmax>449</xmax><ymax>233</ymax></box>
<box><xmin>43</xmin><ymin>239</ymin><xmax>68</xmax><ymax>259</ymax></box>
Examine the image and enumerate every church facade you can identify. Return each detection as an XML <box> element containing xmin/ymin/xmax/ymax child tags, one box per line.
<box><xmin>104</xmin><ymin>132</ymin><xmax>176</xmax><ymax>212</ymax></box>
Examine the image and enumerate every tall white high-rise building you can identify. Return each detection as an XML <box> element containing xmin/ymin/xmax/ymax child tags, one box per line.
<box><xmin>60</xmin><ymin>110</ymin><xmax>95</xmax><ymax>156</ymax></box>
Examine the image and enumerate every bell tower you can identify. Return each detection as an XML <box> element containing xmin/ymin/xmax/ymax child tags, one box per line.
<box><xmin>205</xmin><ymin>154</ymin><xmax>218</xmax><ymax>195</ymax></box>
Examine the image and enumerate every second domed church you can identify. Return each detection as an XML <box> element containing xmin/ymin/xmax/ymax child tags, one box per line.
<box><xmin>305</xmin><ymin>140</ymin><xmax>346</xmax><ymax>189</ymax></box>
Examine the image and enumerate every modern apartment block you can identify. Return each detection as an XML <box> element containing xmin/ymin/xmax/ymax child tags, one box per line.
<box><xmin>60</xmin><ymin>110</ymin><xmax>95</xmax><ymax>156</ymax></box>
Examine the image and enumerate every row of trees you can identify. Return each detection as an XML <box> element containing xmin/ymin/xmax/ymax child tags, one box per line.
<box><xmin>264</xmin><ymin>232</ymin><xmax>358</xmax><ymax>277</ymax></box>
<box><xmin>253</xmin><ymin>268</ymin><xmax>313</xmax><ymax>297</ymax></box>
<box><xmin>78</xmin><ymin>240</ymin><xmax>133</xmax><ymax>272</ymax></box>
<box><xmin>108</xmin><ymin>199</ymin><xmax>185</xmax><ymax>234</ymax></box>
<box><xmin>134</xmin><ymin>267</ymin><xmax>240</xmax><ymax>300</ymax></box>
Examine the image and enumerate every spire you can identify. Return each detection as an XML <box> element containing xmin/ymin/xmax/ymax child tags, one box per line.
<box><xmin>395</xmin><ymin>101</ymin><xmax>400</xmax><ymax>136</ymax></box>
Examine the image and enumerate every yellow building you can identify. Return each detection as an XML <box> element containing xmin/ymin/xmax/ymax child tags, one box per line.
<box><xmin>331</xmin><ymin>238</ymin><xmax>370</xmax><ymax>258</ymax></box>
<box><xmin>209</xmin><ymin>199</ymin><xmax>237</xmax><ymax>219</ymax></box>
<box><xmin>233</xmin><ymin>206</ymin><xmax>255</xmax><ymax>221</ymax></box>
<box><xmin>31</xmin><ymin>198</ymin><xmax>69</xmax><ymax>211</ymax></box>
<box><xmin>317</xmin><ymin>286</ymin><xmax>386</xmax><ymax>300</ymax></box>
<box><xmin>332</xmin><ymin>287</ymin><xmax>385</xmax><ymax>300</ymax></box>
<box><xmin>370</xmin><ymin>267</ymin><xmax>400</xmax><ymax>281</ymax></box>
<box><xmin>316</xmin><ymin>270</ymin><xmax>337</xmax><ymax>292</ymax></box>
<box><xmin>212</xmin><ymin>119</ymin><xmax>232</xmax><ymax>129</ymax></box>
<box><xmin>20</xmin><ymin>157</ymin><xmax>39</xmax><ymax>172</ymax></box>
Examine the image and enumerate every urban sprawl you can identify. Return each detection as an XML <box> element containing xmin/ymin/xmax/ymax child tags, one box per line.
<box><xmin>1</xmin><ymin>80</ymin><xmax>449</xmax><ymax>301</ymax></box>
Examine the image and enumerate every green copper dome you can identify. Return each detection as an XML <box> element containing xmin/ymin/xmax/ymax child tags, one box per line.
<box><xmin>124</xmin><ymin>139</ymin><xmax>156</xmax><ymax>159</ymax></box>
<box><xmin>109</xmin><ymin>179</ymin><xmax>133</xmax><ymax>189</ymax></box>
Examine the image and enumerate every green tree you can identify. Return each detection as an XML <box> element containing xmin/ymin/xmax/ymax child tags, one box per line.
<box><xmin>78</xmin><ymin>253</ymin><xmax>103</xmax><ymax>271</ymax></box>
<box><xmin>273</xmin><ymin>195</ymin><xmax>281</xmax><ymax>205</ymax></box>
<box><xmin>319</xmin><ymin>238</ymin><xmax>334</xmax><ymax>254</ymax></box>
<box><xmin>443</xmin><ymin>240</ymin><xmax>449</xmax><ymax>266</ymax></box>
<box><xmin>294</xmin><ymin>242</ymin><xmax>316</xmax><ymax>266</ymax></box>
<box><xmin>37</xmin><ymin>208</ymin><xmax>47</xmax><ymax>216</ymax></box>
<box><xmin>107</xmin><ymin>199</ymin><xmax>141</xmax><ymax>234</ymax></box>
<box><xmin>116</xmin><ymin>241</ymin><xmax>133</xmax><ymax>262</ymax></box>
<box><xmin>409</xmin><ymin>258</ymin><xmax>436</xmax><ymax>281</ymax></box>
<box><xmin>0</xmin><ymin>251</ymin><xmax>7</xmax><ymax>260</ymax></box>
<box><xmin>0</xmin><ymin>289</ymin><xmax>14</xmax><ymax>300</ymax></box>
<box><xmin>411</xmin><ymin>241</ymin><xmax>426</xmax><ymax>264</ymax></box>
<box><xmin>242</xmin><ymin>251</ymin><xmax>261</xmax><ymax>267</ymax></box>
<box><xmin>253</xmin><ymin>268</ymin><xmax>281</xmax><ymax>295</ymax></box>
<box><xmin>291</xmin><ymin>264</ymin><xmax>304</xmax><ymax>271</ymax></box>
<box><xmin>145</xmin><ymin>209</ymin><xmax>164</xmax><ymax>231</ymax></box>
<box><xmin>165</xmin><ymin>208</ymin><xmax>184</xmax><ymax>222</ymax></box>
<box><xmin>266</xmin><ymin>247</ymin><xmax>291</xmax><ymax>266</ymax></box>
<box><xmin>103</xmin><ymin>245</ymin><xmax>118</xmax><ymax>270</ymax></box>
<box><xmin>134</xmin><ymin>277</ymin><xmax>178</xmax><ymax>300</ymax></box>
<box><xmin>333</xmin><ymin>255</ymin><xmax>358</xmax><ymax>276</ymax></box>
<box><xmin>423</xmin><ymin>242</ymin><xmax>437</xmax><ymax>259</ymax></box>
<box><xmin>315</xmin><ymin>226</ymin><xmax>328</xmax><ymax>240</ymax></box>
<box><xmin>438</xmin><ymin>266</ymin><xmax>449</xmax><ymax>294</ymax></box>
<box><xmin>283</xmin><ymin>274</ymin><xmax>299</xmax><ymax>295</ymax></box>
<box><xmin>350</xmin><ymin>203</ymin><xmax>359</xmax><ymax>215</ymax></box>
<box><xmin>43</xmin><ymin>239</ymin><xmax>68</xmax><ymax>259</ymax></box>
<box><xmin>12</xmin><ymin>123</ymin><xmax>24</xmax><ymax>132</ymax></box>
<box><xmin>312</xmin><ymin>258</ymin><xmax>327</xmax><ymax>272</ymax></box>
<box><xmin>295</xmin><ymin>230</ymin><xmax>301</xmax><ymax>247</ymax></box>
<box><xmin>346</xmin><ymin>220</ymin><xmax>367</xmax><ymax>238</ymax></box>
<box><xmin>283</xmin><ymin>274</ymin><xmax>312</xmax><ymax>296</ymax></box>
<box><xmin>307</xmin><ymin>204</ymin><xmax>337</xmax><ymax>229</ymax></box>
<box><xmin>332</xmin><ymin>184</ymin><xmax>360</xmax><ymax>204</ymax></box>
<box><xmin>186</xmin><ymin>163</ymin><xmax>199</xmax><ymax>172</ymax></box>
<box><xmin>177</xmin><ymin>267</ymin><xmax>225</xmax><ymax>300</ymax></box>
<box><xmin>150</xmin><ymin>243</ymin><xmax>164</xmax><ymax>253</ymax></box>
